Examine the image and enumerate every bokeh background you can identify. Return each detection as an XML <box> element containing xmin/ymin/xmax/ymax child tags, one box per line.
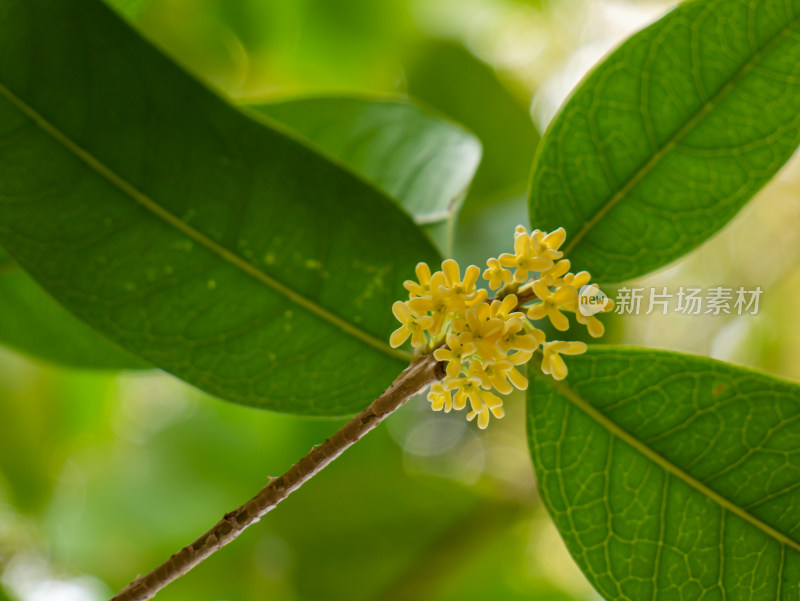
<box><xmin>3</xmin><ymin>0</ymin><xmax>800</xmax><ymax>599</ymax></box>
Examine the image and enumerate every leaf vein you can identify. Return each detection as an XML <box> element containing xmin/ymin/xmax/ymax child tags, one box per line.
<box><xmin>544</xmin><ymin>374</ymin><xmax>800</xmax><ymax>554</ymax></box>
<box><xmin>0</xmin><ymin>80</ymin><xmax>410</xmax><ymax>362</ymax></box>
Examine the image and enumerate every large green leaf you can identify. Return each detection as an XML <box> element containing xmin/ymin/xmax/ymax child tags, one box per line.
<box><xmin>406</xmin><ymin>40</ymin><xmax>540</xmax><ymax>212</ymax></box>
<box><xmin>528</xmin><ymin>347</ymin><xmax>800</xmax><ymax>600</ymax></box>
<box><xmin>0</xmin><ymin>248</ymin><xmax>146</xmax><ymax>369</ymax></box>
<box><xmin>0</xmin><ymin>0</ymin><xmax>439</xmax><ymax>415</ymax></box>
<box><xmin>0</xmin><ymin>94</ymin><xmax>478</xmax><ymax>369</ymax></box>
<box><xmin>530</xmin><ymin>0</ymin><xmax>800</xmax><ymax>283</ymax></box>
<box><xmin>252</xmin><ymin>96</ymin><xmax>482</xmax><ymax>254</ymax></box>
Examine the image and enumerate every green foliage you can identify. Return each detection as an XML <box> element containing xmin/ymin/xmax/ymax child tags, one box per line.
<box><xmin>522</xmin><ymin>1</ymin><xmax>800</xmax><ymax>596</ymax></box>
<box><xmin>253</xmin><ymin>96</ymin><xmax>482</xmax><ymax>253</ymax></box>
<box><xmin>0</xmin><ymin>0</ymin><xmax>439</xmax><ymax>415</ymax></box>
<box><xmin>105</xmin><ymin>0</ymin><xmax>150</xmax><ymax>19</ymax></box>
<box><xmin>530</xmin><ymin>0</ymin><xmax>800</xmax><ymax>283</ymax></box>
<box><xmin>1</xmin><ymin>0</ymin><xmax>800</xmax><ymax>598</ymax></box>
<box><xmin>0</xmin><ymin>361</ymin><xmax>116</xmax><ymax>513</ymax></box>
<box><xmin>406</xmin><ymin>40</ymin><xmax>540</xmax><ymax>211</ymax></box>
<box><xmin>528</xmin><ymin>347</ymin><xmax>800</xmax><ymax>599</ymax></box>
<box><xmin>0</xmin><ymin>248</ymin><xmax>146</xmax><ymax>369</ymax></box>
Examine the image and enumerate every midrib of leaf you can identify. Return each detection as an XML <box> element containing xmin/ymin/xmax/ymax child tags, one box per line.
<box><xmin>563</xmin><ymin>10</ymin><xmax>800</xmax><ymax>255</ymax></box>
<box><xmin>0</xmin><ymin>81</ymin><xmax>411</xmax><ymax>362</ymax></box>
<box><xmin>545</xmin><ymin>374</ymin><xmax>800</xmax><ymax>554</ymax></box>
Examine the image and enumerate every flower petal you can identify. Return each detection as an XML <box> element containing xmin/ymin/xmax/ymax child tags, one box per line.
<box><xmin>390</xmin><ymin>327</ymin><xmax>410</xmax><ymax>348</ymax></box>
<box><xmin>442</xmin><ymin>259</ymin><xmax>461</xmax><ymax>287</ymax></box>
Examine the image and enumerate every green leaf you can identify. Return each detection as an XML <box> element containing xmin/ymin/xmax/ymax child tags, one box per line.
<box><xmin>529</xmin><ymin>0</ymin><xmax>800</xmax><ymax>283</ymax></box>
<box><xmin>0</xmin><ymin>248</ymin><xmax>146</xmax><ymax>369</ymax></box>
<box><xmin>528</xmin><ymin>347</ymin><xmax>800</xmax><ymax>600</ymax></box>
<box><xmin>104</xmin><ymin>0</ymin><xmax>149</xmax><ymax>19</ymax></box>
<box><xmin>406</xmin><ymin>40</ymin><xmax>540</xmax><ymax>212</ymax></box>
<box><xmin>252</xmin><ymin>96</ymin><xmax>482</xmax><ymax>253</ymax></box>
<box><xmin>0</xmin><ymin>0</ymin><xmax>440</xmax><ymax>415</ymax></box>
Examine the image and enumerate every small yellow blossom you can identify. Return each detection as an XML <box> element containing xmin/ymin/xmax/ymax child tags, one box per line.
<box><xmin>576</xmin><ymin>312</ymin><xmax>605</xmax><ymax>338</ymax></box>
<box><xmin>407</xmin><ymin>271</ymin><xmax>449</xmax><ymax>334</ymax></box>
<box><xmin>440</xmin><ymin>259</ymin><xmax>486</xmax><ymax>311</ymax></box>
<box><xmin>498</xmin><ymin>232</ymin><xmax>554</xmax><ymax>283</ymax></box>
<box><xmin>526</xmin><ymin>280</ymin><xmax>578</xmax><ymax>331</ymax></box>
<box><xmin>489</xmin><ymin>295</ymin><xmax>525</xmax><ymax>321</ymax></box>
<box><xmin>483</xmin><ymin>258</ymin><xmax>513</xmax><ymax>290</ymax></box>
<box><xmin>433</xmin><ymin>334</ymin><xmax>477</xmax><ymax>378</ymax></box>
<box><xmin>473</xmin><ymin>359</ymin><xmax>528</xmax><ymax>395</ymax></box>
<box><xmin>403</xmin><ymin>262</ymin><xmax>432</xmax><ymax>298</ymax></box>
<box><xmin>538</xmin><ymin>259</ymin><xmax>571</xmax><ymax>286</ymax></box>
<box><xmin>541</xmin><ymin>341</ymin><xmax>588</xmax><ymax>380</ymax></box>
<box><xmin>389</xmin><ymin>301</ymin><xmax>433</xmax><ymax>348</ymax></box>
<box><xmin>441</xmin><ymin>259</ymin><xmax>478</xmax><ymax>293</ymax></box>
<box><xmin>443</xmin><ymin>366</ymin><xmax>484</xmax><ymax>411</ymax></box>
<box><xmin>562</xmin><ymin>270</ymin><xmax>591</xmax><ymax>290</ymax></box>
<box><xmin>427</xmin><ymin>382</ymin><xmax>453</xmax><ymax>412</ymax></box>
<box><xmin>391</xmin><ymin>226</ymin><xmax>608</xmax><ymax>429</ymax></box>
<box><xmin>453</xmin><ymin>305</ymin><xmax>505</xmax><ymax>360</ymax></box>
<box><xmin>467</xmin><ymin>390</ymin><xmax>505</xmax><ymax>429</ymax></box>
<box><xmin>532</xmin><ymin>227</ymin><xmax>567</xmax><ymax>257</ymax></box>
<box><xmin>497</xmin><ymin>319</ymin><xmax>543</xmax><ymax>354</ymax></box>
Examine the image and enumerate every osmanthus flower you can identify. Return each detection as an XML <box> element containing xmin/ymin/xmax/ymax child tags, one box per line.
<box><xmin>403</xmin><ymin>262</ymin><xmax>433</xmax><ymax>298</ymax></box>
<box><xmin>488</xmin><ymin>295</ymin><xmax>525</xmax><ymax>321</ymax></box>
<box><xmin>497</xmin><ymin>319</ymin><xmax>543</xmax><ymax>355</ymax></box>
<box><xmin>427</xmin><ymin>382</ymin><xmax>452</xmax><ymax>413</ymax></box>
<box><xmin>537</xmin><ymin>259</ymin><xmax>571</xmax><ymax>286</ymax></box>
<box><xmin>467</xmin><ymin>390</ymin><xmax>505</xmax><ymax>430</ymax></box>
<box><xmin>540</xmin><ymin>341</ymin><xmax>588</xmax><ymax>381</ymax></box>
<box><xmin>577</xmin><ymin>312</ymin><xmax>605</xmax><ymax>338</ymax></box>
<box><xmin>526</xmin><ymin>280</ymin><xmax>578</xmax><ymax>331</ymax></box>
<box><xmin>443</xmin><ymin>364</ymin><xmax>485</xmax><ymax>411</ymax></box>
<box><xmin>433</xmin><ymin>334</ymin><xmax>476</xmax><ymax>378</ymax></box>
<box><xmin>389</xmin><ymin>301</ymin><xmax>433</xmax><ymax>349</ymax></box>
<box><xmin>407</xmin><ymin>272</ymin><xmax>450</xmax><ymax>334</ymax></box>
<box><xmin>452</xmin><ymin>304</ymin><xmax>506</xmax><ymax>359</ymax></box>
<box><xmin>498</xmin><ymin>231</ymin><xmax>555</xmax><ymax>283</ymax></box>
<box><xmin>559</xmin><ymin>270</ymin><xmax>591</xmax><ymax>290</ymax></box>
<box><xmin>532</xmin><ymin>227</ymin><xmax>567</xmax><ymax>258</ymax></box>
<box><xmin>473</xmin><ymin>359</ymin><xmax>527</xmax><ymax>395</ymax></box>
<box><xmin>441</xmin><ymin>259</ymin><xmax>485</xmax><ymax>307</ymax></box>
<box><xmin>389</xmin><ymin>225</ymin><xmax>612</xmax><ymax>429</ymax></box>
<box><xmin>483</xmin><ymin>258</ymin><xmax>512</xmax><ymax>290</ymax></box>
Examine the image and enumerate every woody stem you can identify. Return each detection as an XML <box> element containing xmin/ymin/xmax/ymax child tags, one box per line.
<box><xmin>109</xmin><ymin>354</ymin><xmax>445</xmax><ymax>601</ymax></box>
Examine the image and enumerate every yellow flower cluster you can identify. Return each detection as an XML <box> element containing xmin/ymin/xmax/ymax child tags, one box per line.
<box><xmin>390</xmin><ymin>226</ymin><xmax>613</xmax><ymax>429</ymax></box>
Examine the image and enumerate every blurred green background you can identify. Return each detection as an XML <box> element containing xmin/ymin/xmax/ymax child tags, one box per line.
<box><xmin>5</xmin><ymin>0</ymin><xmax>800</xmax><ymax>599</ymax></box>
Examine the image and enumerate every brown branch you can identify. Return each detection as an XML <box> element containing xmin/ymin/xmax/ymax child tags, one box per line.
<box><xmin>110</xmin><ymin>354</ymin><xmax>445</xmax><ymax>601</ymax></box>
<box><xmin>492</xmin><ymin>284</ymin><xmax>537</xmax><ymax>306</ymax></box>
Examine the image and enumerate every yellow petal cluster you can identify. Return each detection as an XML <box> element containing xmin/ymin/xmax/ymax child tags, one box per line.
<box><xmin>390</xmin><ymin>226</ymin><xmax>613</xmax><ymax>429</ymax></box>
